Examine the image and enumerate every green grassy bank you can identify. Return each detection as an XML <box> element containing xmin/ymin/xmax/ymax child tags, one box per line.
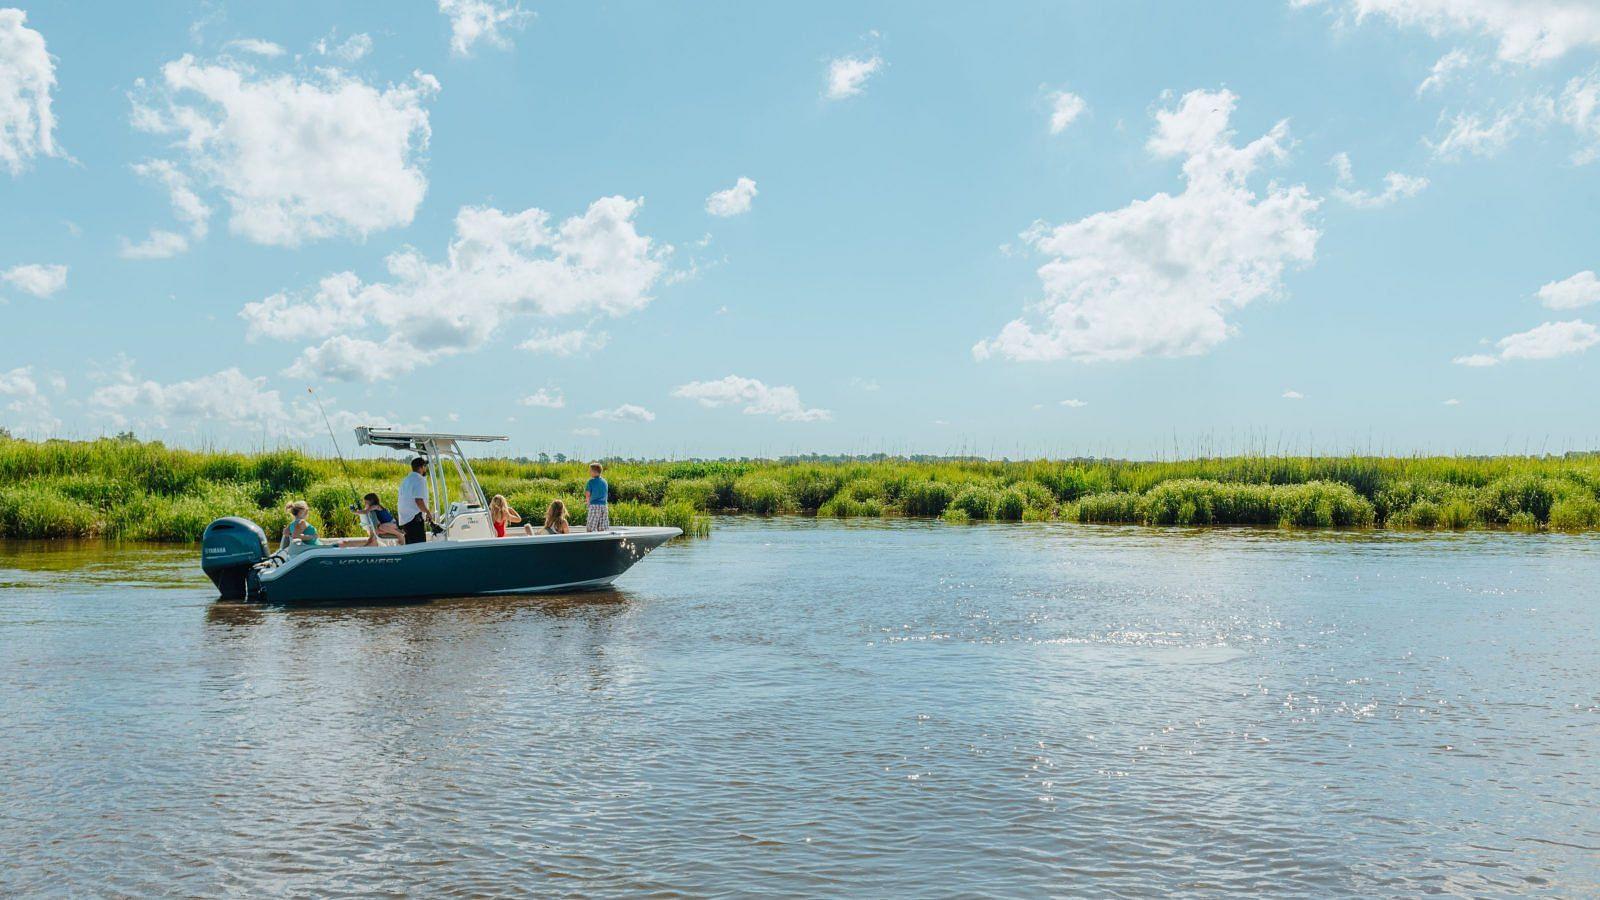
<box><xmin>2</xmin><ymin>436</ymin><xmax>1599</xmax><ymax>540</ymax></box>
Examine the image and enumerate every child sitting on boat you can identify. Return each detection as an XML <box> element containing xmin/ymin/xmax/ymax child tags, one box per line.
<box><xmin>338</xmin><ymin>494</ymin><xmax>403</xmax><ymax>547</ymax></box>
<box><xmin>538</xmin><ymin>499</ymin><xmax>571</xmax><ymax>535</ymax></box>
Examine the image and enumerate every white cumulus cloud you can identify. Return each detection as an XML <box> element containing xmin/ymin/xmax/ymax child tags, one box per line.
<box><xmin>520</xmin><ymin>387</ymin><xmax>564</xmax><ymax>408</ymax></box>
<box><xmin>316</xmin><ymin>32</ymin><xmax>373</xmax><ymax>63</ymax></box>
<box><xmin>223</xmin><ymin>38</ymin><xmax>285</xmax><ymax>58</ymax></box>
<box><xmin>439</xmin><ymin>0</ymin><xmax>531</xmax><ymax>56</ymax></box>
<box><xmin>705</xmin><ymin>177</ymin><xmax>758</xmax><ymax>217</ymax></box>
<box><xmin>1292</xmin><ymin>0</ymin><xmax>1600</xmax><ymax>65</ymax></box>
<box><xmin>1299</xmin><ymin>3</ymin><xmax>1600</xmax><ymax>159</ymax></box>
<box><xmin>85</xmin><ymin>360</ymin><xmax>405</xmax><ymax>438</ymax></box>
<box><xmin>673</xmin><ymin>375</ymin><xmax>832</xmax><ymax>422</ymax></box>
<box><xmin>299</xmin><ymin>335</ymin><xmax>419</xmax><ymax>383</ymax></box>
<box><xmin>0</xmin><ymin>366</ymin><xmax>37</xmax><ymax>397</ymax></box>
<box><xmin>1329</xmin><ymin>152</ymin><xmax>1428</xmax><ymax>207</ymax></box>
<box><xmin>2</xmin><ymin>262</ymin><xmax>66</xmax><ymax>297</ymax></box>
<box><xmin>1282</xmin><ymin>389</ymin><xmax>1305</xmax><ymax>399</ymax></box>
<box><xmin>1427</xmin><ymin>100</ymin><xmax>1551</xmax><ymax>160</ymax></box>
<box><xmin>0</xmin><ymin>8</ymin><xmax>60</xmax><ymax>175</ymax></box>
<box><xmin>1496</xmin><ymin>319</ymin><xmax>1600</xmax><ymax>359</ymax></box>
<box><xmin>1047</xmin><ymin>89</ymin><xmax>1087</xmax><ymax>134</ymax></box>
<box><xmin>1537</xmin><ymin>270</ymin><xmax>1600</xmax><ymax>308</ymax></box>
<box><xmin>519</xmin><ymin>327</ymin><xmax>609</xmax><ymax>357</ymax></box>
<box><xmin>825</xmin><ymin>54</ymin><xmax>882</xmax><ymax>100</ymax></box>
<box><xmin>1417</xmin><ymin>48</ymin><xmax>1475</xmax><ymax>94</ymax></box>
<box><xmin>132</xmin><ymin>159</ymin><xmax>211</xmax><ymax>237</ymax></box>
<box><xmin>242</xmin><ymin>272</ymin><xmax>368</xmax><ymax>343</ymax></box>
<box><xmin>122</xmin><ymin>158</ymin><xmax>212</xmax><ymax>255</ymax></box>
<box><xmin>1060</xmin><ymin>398</ymin><xmax>1088</xmax><ymax>408</ymax></box>
<box><xmin>1301</xmin><ymin>3</ymin><xmax>1600</xmax><ymax>160</ymax></box>
<box><xmin>0</xmin><ymin>365</ymin><xmax>59</xmax><ymax>435</ymax></box>
<box><xmin>974</xmin><ymin>88</ymin><xmax>1319</xmax><ymax>363</ymax></box>
<box><xmin>89</xmin><ymin>366</ymin><xmax>290</xmax><ymax>432</ymax></box>
<box><xmin>1454</xmin><ymin>318</ymin><xmax>1600</xmax><ymax>365</ymax></box>
<box><xmin>587</xmin><ymin>403</ymin><xmax>655</xmax><ymax>423</ymax></box>
<box><xmin>242</xmin><ymin>198</ymin><xmax>666</xmax><ymax>381</ymax></box>
<box><xmin>118</xmin><ymin>230</ymin><xmax>190</xmax><ymax>260</ymax></box>
<box><xmin>130</xmin><ymin>53</ymin><xmax>438</xmax><ymax>247</ymax></box>
<box><xmin>1562</xmin><ymin>68</ymin><xmax>1600</xmax><ymax>162</ymax></box>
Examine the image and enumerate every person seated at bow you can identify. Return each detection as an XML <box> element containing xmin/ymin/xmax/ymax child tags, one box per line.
<box><xmin>537</xmin><ymin>499</ymin><xmax>572</xmax><ymax>535</ymax></box>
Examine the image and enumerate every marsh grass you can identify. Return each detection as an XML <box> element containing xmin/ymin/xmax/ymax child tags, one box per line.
<box><xmin>3</xmin><ymin>435</ymin><xmax>1599</xmax><ymax>539</ymax></box>
<box><xmin>901</xmin><ymin>481</ymin><xmax>954</xmax><ymax>517</ymax></box>
<box><xmin>0</xmin><ymin>437</ymin><xmax>710</xmax><ymax>541</ymax></box>
<box><xmin>817</xmin><ymin>495</ymin><xmax>884</xmax><ymax>517</ymax></box>
<box><xmin>732</xmin><ymin>475</ymin><xmax>792</xmax><ymax>515</ymax></box>
<box><xmin>1549</xmin><ymin>495</ymin><xmax>1600</xmax><ymax>530</ymax></box>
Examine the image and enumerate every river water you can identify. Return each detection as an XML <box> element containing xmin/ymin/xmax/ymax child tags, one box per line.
<box><xmin>2</xmin><ymin>518</ymin><xmax>1596</xmax><ymax>897</ymax></box>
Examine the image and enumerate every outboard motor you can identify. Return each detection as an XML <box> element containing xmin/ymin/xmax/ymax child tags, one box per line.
<box><xmin>201</xmin><ymin>517</ymin><xmax>269</xmax><ymax>600</ymax></box>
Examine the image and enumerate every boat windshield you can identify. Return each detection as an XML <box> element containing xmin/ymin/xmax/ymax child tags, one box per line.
<box><xmin>432</xmin><ymin>449</ymin><xmax>483</xmax><ymax>510</ymax></box>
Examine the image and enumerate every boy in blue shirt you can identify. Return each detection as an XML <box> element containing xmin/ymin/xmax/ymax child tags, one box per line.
<box><xmin>585</xmin><ymin>463</ymin><xmax>609</xmax><ymax>532</ymax></box>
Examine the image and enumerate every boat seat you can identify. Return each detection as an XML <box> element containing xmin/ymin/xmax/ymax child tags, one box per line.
<box><xmin>330</xmin><ymin>537</ymin><xmax>402</xmax><ymax>548</ymax></box>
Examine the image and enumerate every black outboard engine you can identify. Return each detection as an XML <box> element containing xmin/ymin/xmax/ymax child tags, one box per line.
<box><xmin>201</xmin><ymin>517</ymin><xmax>269</xmax><ymax>600</ymax></box>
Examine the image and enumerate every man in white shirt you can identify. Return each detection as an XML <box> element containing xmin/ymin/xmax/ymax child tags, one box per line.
<box><xmin>397</xmin><ymin>456</ymin><xmax>432</xmax><ymax>544</ymax></box>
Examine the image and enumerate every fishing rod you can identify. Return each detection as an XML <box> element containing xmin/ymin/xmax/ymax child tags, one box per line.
<box><xmin>307</xmin><ymin>387</ymin><xmax>363</xmax><ymax>512</ymax></box>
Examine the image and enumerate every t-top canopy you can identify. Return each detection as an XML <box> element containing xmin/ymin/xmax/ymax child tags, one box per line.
<box><xmin>355</xmin><ymin>426</ymin><xmax>509</xmax><ymax>451</ymax></box>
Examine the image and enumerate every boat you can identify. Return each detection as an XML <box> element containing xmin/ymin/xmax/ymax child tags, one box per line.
<box><xmin>199</xmin><ymin>427</ymin><xmax>681</xmax><ymax>605</ymax></box>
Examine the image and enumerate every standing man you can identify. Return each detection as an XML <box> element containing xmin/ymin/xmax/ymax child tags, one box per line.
<box><xmin>398</xmin><ymin>456</ymin><xmax>432</xmax><ymax>544</ymax></box>
<box><xmin>585</xmin><ymin>462</ymin><xmax>609</xmax><ymax>532</ymax></box>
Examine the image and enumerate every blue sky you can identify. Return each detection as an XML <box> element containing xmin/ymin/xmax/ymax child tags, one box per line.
<box><xmin>3</xmin><ymin>0</ymin><xmax>1600</xmax><ymax>458</ymax></box>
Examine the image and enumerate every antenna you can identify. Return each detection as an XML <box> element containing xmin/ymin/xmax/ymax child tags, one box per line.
<box><xmin>307</xmin><ymin>387</ymin><xmax>362</xmax><ymax>511</ymax></box>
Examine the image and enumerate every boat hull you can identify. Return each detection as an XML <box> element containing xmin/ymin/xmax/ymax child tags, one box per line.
<box><xmin>247</xmin><ymin>527</ymin><xmax>679</xmax><ymax>605</ymax></box>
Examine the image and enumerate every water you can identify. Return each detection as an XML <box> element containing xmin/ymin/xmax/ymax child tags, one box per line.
<box><xmin>2</xmin><ymin>519</ymin><xmax>1597</xmax><ymax>897</ymax></box>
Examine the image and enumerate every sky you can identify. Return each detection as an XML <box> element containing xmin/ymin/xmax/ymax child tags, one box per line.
<box><xmin>2</xmin><ymin>0</ymin><xmax>1600</xmax><ymax>460</ymax></box>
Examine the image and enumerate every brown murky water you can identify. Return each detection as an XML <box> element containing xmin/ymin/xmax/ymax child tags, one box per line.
<box><xmin>2</xmin><ymin>518</ymin><xmax>1597</xmax><ymax>896</ymax></box>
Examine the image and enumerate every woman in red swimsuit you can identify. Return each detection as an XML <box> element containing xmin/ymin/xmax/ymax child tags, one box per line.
<box><xmin>488</xmin><ymin>494</ymin><xmax>523</xmax><ymax>537</ymax></box>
